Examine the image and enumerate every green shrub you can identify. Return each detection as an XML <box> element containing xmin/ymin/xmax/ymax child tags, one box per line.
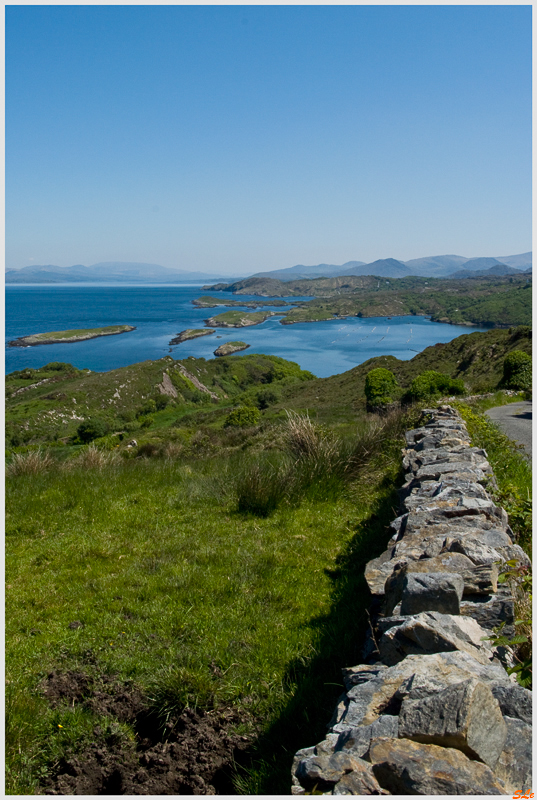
<box><xmin>364</xmin><ymin>368</ymin><xmax>399</xmax><ymax>409</ymax></box>
<box><xmin>155</xmin><ymin>394</ymin><xmax>171</xmax><ymax>410</ymax></box>
<box><xmin>138</xmin><ymin>399</ymin><xmax>157</xmax><ymax>417</ymax></box>
<box><xmin>76</xmin><ymin>418</ymin><xmax>109</xmax><ymax>443</ymax></box>
<box><xmin>502</xmin><ymin>350</ymin><xmax>532</xmax><ymax>390</ymax></box>
<box><xmin>224</xmin><ymin>406</ymin><xmax>260</xmax><ymax>428</ymax></box>
<box><xmin>407</xmin><ymin>370</ymin><xmax>466</xmax><ymax>401</ymax></box>
<box><xmin>256</xmin><ymin>388</ymin><xmax>281</xmax><ymax>409</ymax></box>
<box><xmin>139</xmin><ymin>415</ymin><xmax>154</xmax><ymax>429</ymax></box>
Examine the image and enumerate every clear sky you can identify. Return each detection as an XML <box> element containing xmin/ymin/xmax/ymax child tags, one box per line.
<box><xmin>6</xmin><ymin>4</ymin><xmax>532</xmax><ymax>275</ymax></box>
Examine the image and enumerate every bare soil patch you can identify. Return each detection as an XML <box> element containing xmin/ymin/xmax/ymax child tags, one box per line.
<box><xmin>40</xmin><ymin>670</ymin><xmax>254</xmax><ymax>795</ymax></box>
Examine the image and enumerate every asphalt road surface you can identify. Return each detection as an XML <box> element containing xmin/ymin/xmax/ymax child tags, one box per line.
<box><xmin>485</xmin><ymin>401</ymin><xmax>532</xmax><ymax>459</ymax></box>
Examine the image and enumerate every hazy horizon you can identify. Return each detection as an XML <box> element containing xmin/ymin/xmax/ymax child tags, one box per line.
<box><xmin>7</xmin><ymin>6</ymin><xmax>531</xmax><ymax>274</ymax></box>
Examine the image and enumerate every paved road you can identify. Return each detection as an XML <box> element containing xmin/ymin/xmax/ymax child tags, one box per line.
<box><xmin>485</xmin><ymin>401</ymin><xmax>532</xmax><ymax>459</ymax></box>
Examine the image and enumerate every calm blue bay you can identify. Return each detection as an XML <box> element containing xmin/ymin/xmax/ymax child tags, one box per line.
<box><xmin>5</xmin><ymin>284</ymin><xmax>489</xmax><ymax>378</ymax></box>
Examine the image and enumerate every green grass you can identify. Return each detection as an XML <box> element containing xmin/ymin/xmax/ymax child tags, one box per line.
<box><xmin>455</xmin><ymin>402</ymin><xmax>532</xmax><ymax>556</ymax></box>
<box><xmin>5</xmin><ymin>409</ymin><xmax>411</xmax><ymax>794</ymax></box>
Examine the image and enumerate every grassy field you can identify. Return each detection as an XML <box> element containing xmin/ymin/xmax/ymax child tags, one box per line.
<box><xmin>6</xmin><ymin>412</ymin><xmax>410</xmax><ymax>793</ymax></box>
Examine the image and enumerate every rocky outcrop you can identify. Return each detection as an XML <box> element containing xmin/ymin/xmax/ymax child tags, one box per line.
<box><xmin>292</xmin><ymin>406</ymin><xmax>532</xmax><ymax>795</ymax></box>
<box><xmin>213</xmin><ymin>341</ymin><xmax>250</xmax><ymax>357</ymax></box>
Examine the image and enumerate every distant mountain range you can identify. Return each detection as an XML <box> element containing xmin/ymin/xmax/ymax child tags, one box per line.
<box><xmin>4</xmin><ymin>262</ymin><xmax>239</xmax><ymax>284</ymax></box>
<box><xmin>251</xmin><ymin>252</ymin><xmax>532</xmax><ymax>281</ymax></box>
<box><xmin>5</xmin><ymin>252</ymin><xmax>531</xmax><ymax>284</ymax></box>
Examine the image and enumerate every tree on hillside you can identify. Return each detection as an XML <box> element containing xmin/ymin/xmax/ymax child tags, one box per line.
<box><xmin>364</xmin><ymin>368</ymin><xmax>399</xmax><ymax>411</ymax></box>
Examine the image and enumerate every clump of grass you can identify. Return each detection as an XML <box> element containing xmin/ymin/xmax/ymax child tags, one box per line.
<box><xmin>236</xmin><ymin>457</ymin><xmax>288</xmax><ymax>517</ymax></box>
<box><xmin>6</xmin><ymin>448</ymin><xmax>55</xmax><ymax>477</ymax></box>
<box><xmin>69</xmin><ymin>444</ymin><xmax>121</xmax><ymax>470</ymax></box>
<box><xmin>236</xmin><ymin>410</ymin><xmax>411</xmax><ymax>516</ymax></box>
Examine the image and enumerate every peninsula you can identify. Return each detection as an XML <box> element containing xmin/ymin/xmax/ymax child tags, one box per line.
<box><xmin>204</xmin><ymin>274</ymin><xmax>532</xmax><ymax>328</ymax></box>
<box><xmin>204</xmin><ymin>310</ymin><xmax>282</xmax><ymax>328</ymax></box>
<box><xmin>193</xmin><ymin>295</ymin><xmax>289</xmax><ymax>308</ymax></box>
<box><xmin>169</xmin><ymin>328</ymin><xmax>215</xmax><ymax>345</ymax></box>
<box><xmin>8</xmin><ymin>325</ymin><xmax>135</xmax><ymax>347</ymax></box>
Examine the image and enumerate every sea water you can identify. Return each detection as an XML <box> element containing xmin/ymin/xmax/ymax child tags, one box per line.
<box><xmin>5</xmin><ymin>284</ymin><xmax>489</xmax><ymax>378</ymax></box>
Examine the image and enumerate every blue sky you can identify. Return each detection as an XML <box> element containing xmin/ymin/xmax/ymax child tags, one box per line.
<box><xmin>6</xmin><ymin>5</ymin><xmax>532</xmax><ymax>275</ymax></box>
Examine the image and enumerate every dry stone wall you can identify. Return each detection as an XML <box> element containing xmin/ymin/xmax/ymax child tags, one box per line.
<box><xmin>292</xmin><ymin>405</ymin><xmax>532</xmax><ymax>795</ymax></box>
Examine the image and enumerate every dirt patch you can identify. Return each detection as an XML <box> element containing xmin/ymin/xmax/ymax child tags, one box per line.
<box><xmin>40</xmin><ymin>671</ymin><xmax>254</xmax><ymax>795</ymax></box>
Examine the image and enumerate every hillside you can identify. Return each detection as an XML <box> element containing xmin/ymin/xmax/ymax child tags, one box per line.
<box><xmin>205</xmin><ymin>273</ymin><xmax>532</xmax><ymax>328</ymax></box>
<box><xmin>6</xmin><ymin>326</ymin><xmax>531</xmax><ymax>452</ymax></box>
<box><xmin>5</xmin><ymin>326</ymin><xmax>532</xmax><ymax>795</ymax></box>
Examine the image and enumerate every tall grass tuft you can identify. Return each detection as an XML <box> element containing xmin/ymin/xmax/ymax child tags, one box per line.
<box><xmin>69</xmin><ymin>444</ymin><xmax>121</xmax><ymax>470</ymax></box>
<box><xmin>236</xmin><ymin>411</ymin><xmax>411</xmax><ymax>516</ymax></box>
<box><xmin>6</xmin><ymin>448</ymin><xmax>55</xmax><ymax>477</ymax></box>
<box><xmin>236</xmin><ymin>457</ymin><xmax>288</xmax><ymax>517</ymax></box>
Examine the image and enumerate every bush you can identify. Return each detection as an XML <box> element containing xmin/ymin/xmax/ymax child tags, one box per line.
<box><xmin>256</xmin><ymin>388</ymin><xmax>280</xmax><ymax>409</ymax></box>
<box><xmin>407</xmin><ymin>370</ymin><xmax>466</xmax><ymax>402</ymax></box>
<box><xmin>138</xmin><ymin>399</ymin><xmax>157</xmax><ymax>417</ymax></box>
<box><xmin>155</xmin><ymin>394</ymin><xmax>171</xmax><ymax>411</ymax></box>
<box><xmin>502</xmin><ymin>350</ymin><xmax>532</xmax><ymax>390</ymax></box>
<box><xmin>364</xmin><ymin>368</ymin><xmax>399</xmax><ymax>409</ymax></box>
<box><xmin>77</xmin><ymin>418</ymin><xmax>109</xmax><ymax>443</ymax></box>
<box><xmin>224</xmin><ymin>406</ymin><xmax>260</xmax><ymax>428</ymax></box>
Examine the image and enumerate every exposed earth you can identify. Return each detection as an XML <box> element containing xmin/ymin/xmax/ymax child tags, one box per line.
<box><xmin>39</xmin><ymin>670</ymin><xmax>255</xmax><ymax>795</ymax></box>
<box><xmin>485</xmin><ymin>401</ymin><xmax>532</xmax><ymax>458</ymax></box>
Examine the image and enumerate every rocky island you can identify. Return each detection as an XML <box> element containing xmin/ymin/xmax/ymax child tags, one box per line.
<box><xmin>213</xmin><ymin>341</ymin><xmax>250</xmax><ymax>357</ymax></box>
<box><xmin>204</xmin><ymin>310</ymin><xmax>282</xmax><ymax>328</ymax></box>
<box><xmin>169</xmin><ymin>328</ymin><xmax>215</xmax><ymax>345</ymax></box>
<box><xmin>8</xmin><ymin>325</ymin><xmax>135</xmax><ymax>347</ymax></box>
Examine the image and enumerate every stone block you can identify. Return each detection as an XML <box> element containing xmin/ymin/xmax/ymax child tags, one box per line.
<box><xmin>490</xmin><ymin>683</ymin><xmax>532</xmax><ymax>725</ymax></box>
<box><xmin>368</xmin><ymin>737</ymin><xmax>506</xmax><ymax>795</ymax></box>
<box><xmin>332</xmin><ymin>651</ymin><xmax>510</xmax><ymax>732</ymax></box>
<box><xmin>384</xmin><ymin>568</ymin><xmax>464</xmax><ymax>616</ymax></box>
<box><xmin>331</xmin><ymin>761</ymin><xmax>387</xmax><ymax>794</ymax></box>
<box><xmin>493</xmin><ymin>716</ymin><xmax>532</xmax><ymax>794</ymax></box>
<box><xmin>398</xmin><ymin>678</ymin><xmax>506</xmax><ymax>768</ymax></box>
<box><xmin>295</xmin><ymin>750</ymin><xmax>366</xmax><ymax>791</ymax></box>
<box><xmin>460</xmin><ymin>594</ymin><xmax>514</xmax><ymax>631</ymax></box>
<box><xmin>399</xmin><ymin>572</ymin><xmax>464</xmax><ymax>615</ymax></box>
<box><xmin>378</xmin><ymin>611</ymin><xmax>494</xmax><ymax>666</ymax></box>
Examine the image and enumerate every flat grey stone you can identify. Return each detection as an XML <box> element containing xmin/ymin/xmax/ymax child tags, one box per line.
<box><xmin>378</xmin><ymin>611</ymin><xmax>494</xmax><ymax>666</ymax></box>
<box><xmin>493</xmin><ymin>716</ymin><xmax>532</xmax><ymax>794</ymax></box>
<box><xmin>398</xmin><ymin>678</ymin><xmax>507</xmax><ymax>768</ymax></box>
<box><xmin>369</xmin><ymin>737</ymin><xmax>506</xmax><ymax>794</ymax></box>
<box><xmin>490</xmin><ymin>683</ymin><xmax>532</xmax><ymax>725</ymax></box>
